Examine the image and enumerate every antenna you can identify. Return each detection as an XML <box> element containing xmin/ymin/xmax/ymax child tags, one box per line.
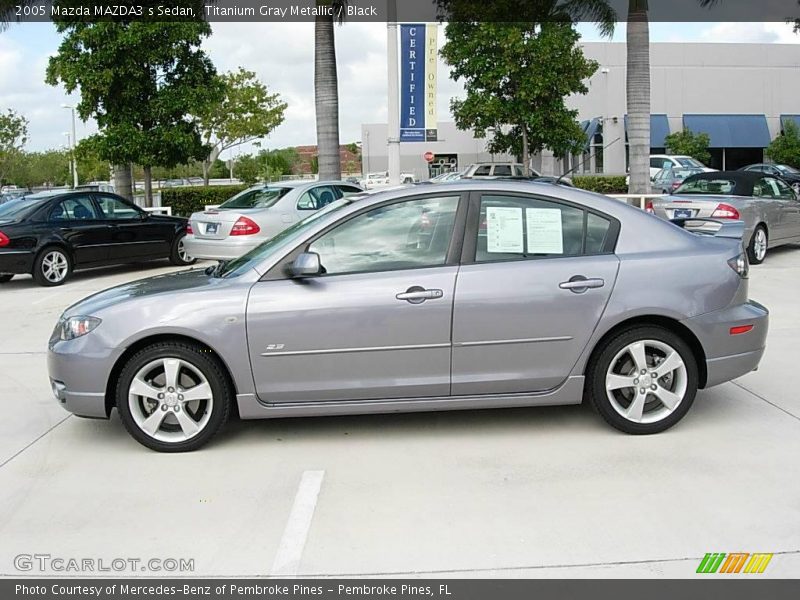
<box><xmin>556</xmin><ymin>135</ymin><xmax>622</xmax><ymax>185</ymax></box>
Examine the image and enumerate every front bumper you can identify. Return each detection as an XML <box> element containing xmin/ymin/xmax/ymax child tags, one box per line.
<box><xmin>0</xmin><ymin>249</ymin><xmax>35</xmax><ymax>274</ymax></box>
<box><xmin>47</xmin><ymin>334</ymin><xmax>122</xmax><ymax>419</ymax></box>
<box><xmin>183</xmin><ymin>235</ymin><xmax>260</xmax><ymax>261</ymax></box>
<box><xmin>682</xmin><ymin>300</ymin><xmax>769</xmax><ymax>388</ymax></box>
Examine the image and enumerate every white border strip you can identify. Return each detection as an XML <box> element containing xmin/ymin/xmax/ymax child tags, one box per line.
<box><xmin>270</xmin><ymin>470</ymin><xmax>325</xmax><ymax>577</ymax></box>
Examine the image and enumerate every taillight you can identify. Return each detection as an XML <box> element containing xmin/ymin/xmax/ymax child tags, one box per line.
<box><xmin>730</xmin><ymin>325</ymin><xmax>754</xmax><ymax>335</ymax></box>
<box><xmin>671</xmin><ymin>181</ymin><xmax>681</xmax><ymax>189</ymax></box>
<box><xmin>712</xmin><ymin>203</ymin><xmax>740</xmax><ymax>219</ymax></box>
<box><xmin>0</xmin><ymin>231</ymin><xmax>8</xmax><ymax>247</ymax></box>
<box><xmin>727</xmin><ymin>253</ymin><xmax>749</xmax><ymax>279</ymax></box>
<box><xmin>186</xmin><ymin>222</ymin><xmax>193</xmax><ymax>235</ymax></box>
<box><xmin>230</xmin><ymin>216</ymin><xmax>260</xmax><ymax>236</ymax></box>
<box><xmin>645</xmin><ymin>201</ymin><xmax>655</xmax><ymax>214</ymax></box>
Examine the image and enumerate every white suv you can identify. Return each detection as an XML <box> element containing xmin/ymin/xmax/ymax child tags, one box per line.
<box><xmin>649</xmin><ymin>155</ymin><xmax>714</xmax><ymax>180</ymax></box>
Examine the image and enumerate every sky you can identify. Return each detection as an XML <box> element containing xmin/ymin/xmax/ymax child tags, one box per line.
<box><xmin>0</xmin><ymin>21</ymin><xmax>798</xmax><ymax>158</ymax></box>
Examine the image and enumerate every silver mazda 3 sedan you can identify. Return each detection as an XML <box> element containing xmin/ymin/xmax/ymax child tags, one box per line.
<box><xmin>47</xmin><ymin>181</ymin><xmax>768</xmax><ymax>452</ymax></box>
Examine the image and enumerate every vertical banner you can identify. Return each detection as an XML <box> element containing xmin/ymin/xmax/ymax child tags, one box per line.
<box><xmin>424</xmin><ymin>23</ymin><xmax>438</xmax><ymax>142</ymax></box>
<box><xmin>399</xmin><ymin>24</ymin><xmax>437</xmax><ymax>142</ymax></box>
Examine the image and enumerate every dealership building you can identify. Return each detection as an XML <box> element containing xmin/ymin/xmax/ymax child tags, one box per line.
<box><xmin>361</xmin><ymin>42</ymin><xmax>800</xmax><ymax>179</ymax></box>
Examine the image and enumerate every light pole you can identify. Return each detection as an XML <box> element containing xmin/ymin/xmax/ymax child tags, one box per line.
<box><xmin>61</xmin><ymin>104</ymin><xmax>78</xmax><ymax>187</ymax></box>
<box><xmin>62</xmin><ymin>132</ymin><xmax>74</xmax><ymax>185</ymax></box>
<box><xmin>386</xmin><ymin>0</ymin><xmax>400</xmax><ymax>186</ymax></box>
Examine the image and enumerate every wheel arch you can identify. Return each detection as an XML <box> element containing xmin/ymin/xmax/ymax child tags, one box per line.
<box><xmin>583</xmin><ymin>315</ymin><xmax>708</xmax><ymax>389</ymax></box>
<box><xmin>104</xmin><ymin>333</ymin><xmax>240</xmax><ymax>418</ymax></box>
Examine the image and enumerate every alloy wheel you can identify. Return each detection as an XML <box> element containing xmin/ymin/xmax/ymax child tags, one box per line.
<box><xmin>177</xmin><ymin>237</ymin><xmax>192</xmax><ymax>263</ymax></box>
<box><xmin>128</xmin><ymin>357</ymin><xmax>214</xmax><ymax>443</ymax></box>
<box><xmin>753</xmin><ymin>228</ymin><xmax>768</xmax><ymax>262</ymax></box>
<box><xmin>605</xmin><ymin>340</ymin><xmax>688</xmax><ymax>424</ymax></box>
<box><xmin>42</xmin><ymin>250</ymin><xmax>69</xmax><ymax>283</ymax></box>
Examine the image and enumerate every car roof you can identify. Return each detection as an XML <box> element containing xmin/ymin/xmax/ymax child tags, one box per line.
<box><xmin>257</xmin><ymin>180</ymin><xmax>358</xmax><ymax>189</ymax></box>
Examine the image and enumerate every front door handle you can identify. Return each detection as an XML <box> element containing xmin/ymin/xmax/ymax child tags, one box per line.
<box><xmin>559</xmin><ymin>276</ymin><xmax>605</xmax><ymax>294</ymax></box>
<box><xmin>396</xmin><ymin>286</ymin><xmax>444</xmax><ymax>304</ymax></box>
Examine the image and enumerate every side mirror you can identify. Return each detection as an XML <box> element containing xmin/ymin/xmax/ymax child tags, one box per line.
<box><xmin>291</xmin><ymin>252</ymin><xmax>322</xmax><ymax>278</ymax></box>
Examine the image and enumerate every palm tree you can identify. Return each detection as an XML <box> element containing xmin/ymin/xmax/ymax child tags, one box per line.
<box><xmin>314</xmin><ymin>2</ymin><xmax>347</xmax><ymax>181</ymax></box>
<box><xmin>626</xmin><ymin>0</ymin><xmax>650</xmax><ymax>194</ymax></box>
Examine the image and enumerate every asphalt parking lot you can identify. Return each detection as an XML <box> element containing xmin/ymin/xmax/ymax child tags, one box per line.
<box><xmin>1</xmin><ymin>252</ymin><xmax>799</xmax><ymax>579</ymax></box>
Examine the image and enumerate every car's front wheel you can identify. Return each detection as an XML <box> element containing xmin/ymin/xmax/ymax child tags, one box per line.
<box><xmin>747</xmin><ymin>225</ymin><xmax>768</xmax><ymax>265</ymax></box>
<box><xmin>586</xmin><ymin>326</ymin><xmax>699</xmax><ymax>434</ymax></box>
<box><xmin>116</xmin><ymin>342</ymin><xmax>232</xmax><ymax>452</ymax></box>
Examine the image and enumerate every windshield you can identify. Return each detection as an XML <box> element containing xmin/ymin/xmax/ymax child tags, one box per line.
<box><xmin>219</xmin><ymin>186</ymin><xmax>291</xmax><ymax>210</ymax></box>
<box><xmin>676</xmin><ymin>157</ymin><xmax>703</xmax><ymax>168</ymax></box>
<box><xmin>0</xmin><ymin>197</ymin><xmax>46</xmax><ymax>220</ymax></box>
<box><xmin>776</xmin><ymin>164</ymin><xmax>799</xmax><ymax>175</ymax></box>
<box><xmin>675</xmin><ymin>177</ymin><xmax>738</xmax><ymax>195</ymax></box>
<box><xmin>218</xmin><ymin>198</ymin><xmax>354</xmax><ymax>278</ymax></box>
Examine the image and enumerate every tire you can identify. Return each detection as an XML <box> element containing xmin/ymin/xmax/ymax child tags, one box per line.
<box><xmin>32</xmin><ymin>246</ymin><xmax>72</xmax><ymax>286</ymax></box>
<box><xmin>169</xmin><ymin>233</ymin><xmax>196</xmax><ymax>266</ymax></box>
<box><xmin>0</xmin><ymin>274</ymin><xmax>13</xmax><ymax>283</ymax></box>
<box><xmin>115</xmin><ymin>341</ymin><xmax>232</xmax><ymax>452</ymax></box>
<box><xmin>585</xmin><ymin>326</ymin><xmax>699</xmax><ymax>435</ymax></box>
<box><xmin>747</xmin><ymin>225</ymin><xmax>768</xmax><ymax>265</ymax></box>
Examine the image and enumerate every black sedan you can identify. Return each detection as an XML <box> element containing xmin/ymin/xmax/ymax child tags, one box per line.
<box><xmin>740</xmin><ymin>163</ymin><xmax>800</xmax><ymax>195</ymax></box>
<box><xmin>0</xmin><ymin>191</ymin><xmax>195</xmax><ymax>286</ymax></box>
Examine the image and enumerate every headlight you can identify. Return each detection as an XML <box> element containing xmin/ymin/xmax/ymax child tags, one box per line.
<box><xmin>58</xmin><ymin>316</ymin><xmax>102</xmax><ymax>341</ymax></box>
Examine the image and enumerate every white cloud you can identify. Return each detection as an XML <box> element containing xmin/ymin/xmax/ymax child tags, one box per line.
<box><xmin>689</xmin><ymin>21</ymin><xmax>800</xmax><ymax>44</ymax></box>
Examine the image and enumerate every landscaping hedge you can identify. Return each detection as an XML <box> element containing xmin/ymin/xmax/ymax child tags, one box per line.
<box><xmin>162</xmin><ymin>185</ymin><xmax>249</xmax><ymax>217</ymax></box>
<box><xmin>571</xmin><ymin>175</ymin><xmax>629</xmax><ymax>195</ymax></box>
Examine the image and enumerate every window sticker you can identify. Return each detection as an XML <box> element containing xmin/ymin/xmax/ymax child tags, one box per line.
<box><xmin>526</xmin><ymin>208</ymin><xmax>564</xmax><ymax>254</ymax></box>
<box><xmin>486</xmin><ymin>206</ymin><xmax>524</xmax><ymax>253</ymax></box>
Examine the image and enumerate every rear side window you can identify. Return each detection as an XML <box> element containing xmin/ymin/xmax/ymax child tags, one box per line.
<box><xmin>475</xmin><ymin>195</ymin><xmax>614</xmax><ymax>262</ymax></box>
<box><xmin>49</xmin><ymin>196</ymin><xmax>98</xmax><ymax>221</ymax></box>
<box><xmin>473</xmin><ymin>165</ymin><xmax>491</xmax><ymax>176</ymax></box>
<box><xmin>493</xmin><ymin>165</ymin><xmax>512</xmax><ymax>176</ymax></box>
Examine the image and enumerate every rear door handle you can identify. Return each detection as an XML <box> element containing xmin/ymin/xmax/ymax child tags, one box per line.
<box><xmin>559</xmin><ymin>277</ymin><xmax>605</xmax><ymax>293</ymax></box>
<box><xmin>396</xmin><ymin>287</ymin><xmax>444</xmax><ymax>304</ymax></box>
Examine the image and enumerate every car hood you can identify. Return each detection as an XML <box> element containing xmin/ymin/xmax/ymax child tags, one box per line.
<box><xmin>63</xmin><ymin>268</ymin><xmax>221</xmax><ymax>317</ymax></box>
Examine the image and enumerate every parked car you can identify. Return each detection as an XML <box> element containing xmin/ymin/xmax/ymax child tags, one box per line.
<box><xmin>0</xmin><ymin>191</ymin><xmax>194</xmax><ymax>286</ymax></box>
<box><xmin>647</xmin><ymin>171</ymin><xmax>800</xmax><ymax>264</ymax></box>
<box><xmin>462</xmin><ymin>162</ymin><xmax>541</xmax><ymax>178</ymax></box>
<box><xmin>739</xmin><ymin>163</ymin><xmax>800</xmax><ymax>195</ymax></box>
<box><xmin>75</xmin><ymin>182</ymin><xmax>115</xmax><ymax>194</ymax></box>
<box><xmin>651</xmin><ymin>167</ymin><xmax>705</xmax><ymax>194</ymax></box>
<box><xmin>429</xmin><ymin>171</ymin><xmax>464</xmax><ymax>183</ymax></box>
<box><xmin>183</xmin><ymin>180</ymin><xmax>363</xmax><ymax>261</ymax></box>
<box><xmin>649</xmin><ymin>155</ymin><xmax>714</xmax><ymax>179</ymax></box>
<box><xmin>0</xmin><ymin>189</ymin><xmax>28</xmax><ymax>204</ymax></box>
<box><xmin>360</xmin><ymin>172</ymin><xmax>415</xmax><ymax>189</ymax></box>
<box><xmin>48</xmin><ymin>180</ymin><xmax>767</xmax><ymax>451</ymax></box>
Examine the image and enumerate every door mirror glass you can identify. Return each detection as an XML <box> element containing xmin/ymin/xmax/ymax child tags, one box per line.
<box><xmin>291</xmin><ymin>252</ymin><xmax>322</xmax><ymax>278</ymax></box>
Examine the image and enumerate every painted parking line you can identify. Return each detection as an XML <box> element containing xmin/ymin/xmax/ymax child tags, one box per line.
<box><xmin>270</xmin><ymin>470</ymin><xmax>325</xmax><ymax>577</ymax></box>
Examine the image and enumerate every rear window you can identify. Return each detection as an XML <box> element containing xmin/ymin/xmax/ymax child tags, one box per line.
<box><xmin>675</xmin><ymin>178</ymin><xmax>738</xmax><ymax>195</ymax></box>
<box><xmin>0</xmin><ymin>197</ymin><xmax>47</xmax><ymax>220</ymax></box>
<box><xmin>219</xmin><ymin>187</ymin><xmax>290</xmax><ymax>210</ymax></box>
<box><xmin>676</xmin><ymin>157</ymin><xmax>703</xmax><ymax>169</ymax></box>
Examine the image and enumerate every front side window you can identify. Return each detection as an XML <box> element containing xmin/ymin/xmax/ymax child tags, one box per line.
<box><xmin>308</xmin><ymin>196</ymin><xmax>460</xmax><ymax>276</ymax></box>
<box><xmin>49</xmin><ymin>196</ymin><xmax>98</xmax><ymax>221</ymax></box>
<box><xmin>473</xmin><ymin>165</ymin><xmax>491</xmax><ymax>176</ymax></box>
<box><xmin>297</xmin><ymin>186</ymin><xmax>338</xmax><ymax>211</ymax></box>
<box><xmin>475</xmin><ymin>195</ymin><xmax>611</xmax><ymax>262</ymax></box>
<box><xmin>96</xmin><ymin>195</ymin><xmax>142</xmax><ymax>220</ymax></box>
<box><xmin>336</xmin><ymin>185</ymin><xmax>362</xmax><ymax>197</ymax></box>
<box><xmin>762</xmin><ymin>177</ymin><xmax>794</xmax><ymax>199</ymax></box>
<box><xmin>493</xmin><ymin>165</ymin><xmax>512</xmax><ymax>176</ymax></box>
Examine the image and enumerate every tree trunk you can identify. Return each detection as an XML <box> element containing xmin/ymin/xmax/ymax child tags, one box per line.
<box><xmin>113</xmin><ymin>164</ymin><xmax>133</xmax><ymax>201</ymax></box>
<box><xmin>202</xmin><ymin>160</ymin><xmax>210</xmax><ymax>186</ymax></box>
<box><xmin>521</xmin><ymin>126</ymin><xmax>530</xmax><ymax>177</ymax></box>
<box><xmin>143</xmin><ymin>165</ymin><xmax>153</xmax><ymax>207</ymax></box>
<box><xmin>314</xmin><ymin>14</ymin><xmax>342</xmax><ymax>181</ymax></box>
<box><xmin>627</xmin><ymin>0</ymin><xmax>651</xmax><ymax>194</ymax></box>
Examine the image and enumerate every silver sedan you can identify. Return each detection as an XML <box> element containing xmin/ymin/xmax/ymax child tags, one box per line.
<box><xmin>648</xmin><ymin>171</ymin><xmax>800</xmax><ymax>264</ymax></box>
<box><xmin>48</xmin><ymin>181</ymin><xmax>768</xmax><ymax>451</ymax></box>
<box><xmin>184</xmin><ymin>180</ymin><xmax>362</xmax><ymax>260</ymax></box>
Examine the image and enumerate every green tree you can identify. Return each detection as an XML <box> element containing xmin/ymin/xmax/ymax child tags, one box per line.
<box><xmin>0</xmin><ymin>109</ymin><xmax>28</xmax><ymax>184</ymax></box>
<box><xmin>197</xmin><ymin>68</ymin><xmax>287</xmax><ymax>185</ymax></box>
<box><xmin>45</xmin><ymin>3</ymin><xmax>222</xmax><ymax>204</ymax></box>
<box><xmin>441</xmin><ymin>21</ymin><xmax>598</xmax><ymax>171</ymax></box>
<box><xmin>234</xmin><ymin>154</ymin><xmax>261</xmax><ymax>185</ymax></box>
<box><xmin>7</xmin><ymin>150</ymin><xmax>71</xmax><ymax>188</ymax></box>
<box><xmin>75</xmin><ymin>142</ymin><xmax>112</xmax><ymax>183</ymax></box>
<box><xmin>767</xmin><ymin>120</ymin><xmax>800</xmax><ymax>169</ymax></box>
<box><xmin>665</xmin><ymin>129</ymin><xmax>712</xmax><ymax>165</ymax></box>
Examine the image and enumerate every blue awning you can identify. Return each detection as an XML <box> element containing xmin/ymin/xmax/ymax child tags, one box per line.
<box><xmin>781</xmin><ymin>115</ymin><xmax>800</xmax><ymax>132</ymax></box>
<box><xmin>683</xmin><ymin>114</ymin><xmax>771</xmax><ymax>148</ymax></box>
<box><xmin>583</xmin><ymin>118</ymin><xmax>601</xmax><ymax>149</ymax></box>
<box><xmin>624</xmin><ymin>114</ymin><xmax>670</xmax><ymax>147</ymax></box>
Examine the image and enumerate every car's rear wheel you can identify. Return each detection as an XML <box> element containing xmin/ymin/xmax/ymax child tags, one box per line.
<box><xmin>747</xmin><ymin>226</ymin><xmax>768</xmax><ymax>265</ymax></box>
<box><xmin>0</xmin><ymin>274</ymin><xmax>13</xmax><ymax>283</ymax></box>
<box><xmin>586</xmin><ymin>326</ymin><xmax>699</xmax><ymax>434</ymax></box>
<box><xmin>33</xmin><ymin>247</ymin><xmax>72</xmax><ymax>286</ymax></box>
<box><xmin>116</xmin><ymin>342</ymin><xmax>231</xmax><ymax>452</ymax></box>
<box><xmin>169</xmin><ymin>233</ymin><xmax>196</xmax><ymax>266</ymax></box>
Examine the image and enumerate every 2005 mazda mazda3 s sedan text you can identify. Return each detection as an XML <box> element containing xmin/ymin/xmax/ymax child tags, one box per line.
<box><xmin>47</xmin><ymin>182</ymin><xmax>769</xmax><ymax>452</ymax></box>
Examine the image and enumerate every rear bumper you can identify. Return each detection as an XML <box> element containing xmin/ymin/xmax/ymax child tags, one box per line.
<box><xmin>0</xmin><ymin>249</ymin><xmax>35</xmax><ymax>274</ymax></box>
<box><xmin>682</xmin><ymin>300</ymin><xmax>769</xmax><ymax>388</ymax></box>
<box><xmin>183</xmin><ymin>235</ymin><xmax>260</xmax><ymax>261</ymax></box>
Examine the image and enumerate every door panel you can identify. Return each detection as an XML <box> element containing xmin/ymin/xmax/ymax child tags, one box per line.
<box><xmin>452</xmin><ymin>255</ymin><xmax>619</xmax><ymax>395</ymax></box>
<box><xmin>47</xmin><ymin>196</ymin><xmax>108</xmax><ymax>265</ymax></box>
<box><xmin>246</xmin><ymin>268</ymin><xmax>457</xmax><ymax>403</ymax></box>
<box><xmin>94</xmin><ymin>195</ymin><xmax>170</xmax><ymax>260</ymax></box>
